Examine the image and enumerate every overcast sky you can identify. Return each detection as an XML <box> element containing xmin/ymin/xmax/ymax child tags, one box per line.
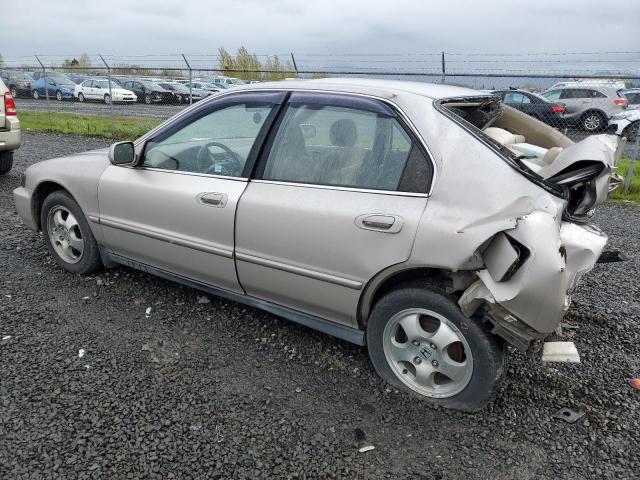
<box><xmin>2</xmin><ymin>0</ymin><xmax>640</xmax><ymax>71</ymax></box>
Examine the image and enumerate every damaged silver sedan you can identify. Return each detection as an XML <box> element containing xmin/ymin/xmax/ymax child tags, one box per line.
<box><xmin>13</xmin><ymin>79</ymin><xmax>624</xmax><ymax>411</ymax></box>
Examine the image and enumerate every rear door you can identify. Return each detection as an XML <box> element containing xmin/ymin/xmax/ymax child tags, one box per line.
<box><xmin>98</xmin><ymin>91</ymin><xmax>285</xmax><ymax>292</ymax></box>
<box><xmin>235</xmin><ymin>92</ymin><xmax>432</xmax><ymax>326</ymax></box>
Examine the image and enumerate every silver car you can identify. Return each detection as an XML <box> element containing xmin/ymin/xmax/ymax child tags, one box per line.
<box><xmin>541</xmin><ymin>86</ymin><xmax>628</xmax><ymax>131</ymax></box>
<box><xmin>0</xmin><ymin>78</ymin><xmax>21</xmax><ymax>175</ymax></box>
<box><xmin>13</xmin><ymin>79</ymin><xmax>623</xmax><ymax>411</ymax></box>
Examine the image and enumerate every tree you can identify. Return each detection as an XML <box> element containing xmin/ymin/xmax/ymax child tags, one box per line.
<box><xmin>216</xmin><ymin>46</ymin><xmax>296</xmax><ymax>81</ymax></box>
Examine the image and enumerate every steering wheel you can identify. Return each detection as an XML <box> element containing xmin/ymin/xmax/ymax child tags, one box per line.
<box><xmin>196</xmin><ymin>141</ymin><xmax>243</xmax><ymax>175</ymax></box>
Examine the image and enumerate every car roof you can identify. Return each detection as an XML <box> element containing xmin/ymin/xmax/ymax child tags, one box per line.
<box><xmin>233</xmin><ymin>77</ymin><xmax>485</xmax><ymax>100</ymax></box>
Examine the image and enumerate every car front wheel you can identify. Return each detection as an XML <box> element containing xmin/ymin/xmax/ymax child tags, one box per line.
<box><xmin>41</xmin><ymin>190</ymin><xmax>103</xmax><ymax>274</ymax></box>
<box><xmin>56</xmin><ymin>90</ymin><xmax>63</xmax><ymax>101</ymax></box>
<box><xmin>78</xmin><ymin>92</ymin><xmax>85</xmax><ymax>102</ymax></box>
<box><xmin>104</xmin><ymin>94</ymin><xmax>111</xmax><ymax>104</ymax></box>
<box><xmin>10</xmin><ymin>86</ymin><xmax>18</xmax><ymax>98</ymax></box>
<box><xmin>33</xmin><ymin>90</ymin><xmax>39</xmax><ymax>100</ymax></box>
<box><xmin>367</xmin><ymin>287</ymin><xmax>506</xmax><ymax>412</ymax></box>
<box><xmin>144</xmin><ymin>94</ymin><xmax>152</xmax><ymax>104</ymax></box>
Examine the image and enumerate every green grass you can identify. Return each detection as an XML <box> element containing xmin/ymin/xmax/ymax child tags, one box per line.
<box><xmin>17</xmin><ymin>111</ymin><xmax>160</xmax><ymax>140</ymax></box>
<box><xmin>610</xmin><ymin>159</ymin><xmax>640</xmax><ymax>203</ymax></box>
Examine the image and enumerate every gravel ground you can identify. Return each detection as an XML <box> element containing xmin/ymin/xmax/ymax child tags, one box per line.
<box><xmin>1</xmin><ymin>132</ymin><xmax>639</xmax><ymax>479</ymax></box>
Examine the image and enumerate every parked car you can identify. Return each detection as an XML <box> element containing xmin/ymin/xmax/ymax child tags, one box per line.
<box><xmin>0</xmin><ymin>79</ymin><xmax>20</xmax><ymax>175</ymax></box>
<box><xmin>0</xmin><ymin>70</ymin><xmax>33</xmax><ymax>98</ymax></box>
<box><xmin>618</xmin><ymin>88</ymin><xmax>640</xmax><ymax>110</ymax></box>
<box><xmin>13</xmin><ymin>79</ymin><xmax>623</xmax><ymax>411</ymax></box>
<box><xmin>121</xmin><ymin>79</ymin><xmax>173</xmax><ymax>104</ymax></box>
<box><xmin>75</xmin><ymin>79</ymin><xmax>137</xmax><ymax>104</ymax></box>
<box><xmin>541</xmin><ymin>86</ymin><xmax>628</xmax><ymax>132</ymax></box>
<box><xmin>157</xmin><ymin>82</ymin><xmax>203</xmax><ymax>103</ymax></box>
<box><xmin>32</xmin><ymin>76</ymin><xmax>77</xmax><ymax>101</ymax></box>
<box><xmin>492</xmin><ymin>89</ymin><xmax>566</xmax><ymax>127</ymax></box>
<box><xmin>31</xmin><ymin>71</ymin><xmax>69</xmax><ymax>81</ymax></box>
<box><xmin>608</xmin><ymin>109</ymin><xmax>640</xmax><ymax>142</ymax></box>
<box><xmin>184</xmin><ymin>81</ymin><xmax>223</xmax><ymax>93</ymax></box>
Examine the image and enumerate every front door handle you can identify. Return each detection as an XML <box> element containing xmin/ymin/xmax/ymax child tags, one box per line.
<box><xmin>355</xmin><ymin>214</ymin><xmax>403</xmax><ymax>233</ymax></box>
<box><xmin>197</xmin><ymin>192</ymin><xmax>227</xmax><ymax>208</ymax></box>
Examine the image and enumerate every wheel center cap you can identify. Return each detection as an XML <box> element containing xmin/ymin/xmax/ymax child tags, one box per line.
<box><xmin>418</xmin><ymin>345</ymin><xmax>433</xmax><ymax>361</ymax></box>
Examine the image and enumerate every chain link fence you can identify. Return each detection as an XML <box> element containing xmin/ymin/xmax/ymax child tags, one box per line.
<box><xmin>1</xmin><ymin>52</ymin><xmax>639</xmax><ymax>195</ymax></box>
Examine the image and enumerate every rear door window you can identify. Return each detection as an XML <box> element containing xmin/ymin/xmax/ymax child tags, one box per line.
<box><xmin>261</xmin><ymin>98</ymin><xmax>427</xmax><ymax>192</ymax></box>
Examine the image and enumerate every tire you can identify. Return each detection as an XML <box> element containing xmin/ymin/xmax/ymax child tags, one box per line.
<box><xmin>41</xmin><ymin>190</ymin><xmax>103</xmax><ymax>275</ymax></box>
<box><xmin>33</xmin><ymin>90</ymin><xmax>39</xmax><ymax>100</ymax></box>
<box><xmin>10</xmin><ymin>86</ymin><xmax>18</xmax><ymax>98</ymax></box>
<box><xmin>56</xmin><ymin>90</ymin><xmax>63</xmax><ymax>101</ymax></box>
<box><xmin>581</xmin><ymin>111</ymin><xmax>605</xmax><ymax>132</ymax></box>
<box><xmin>622</xmin><ymin>121</ymin><xmax>639</xmax><ymax>142</ymax></box>
<box><xmin>78</xmin><ymin>92</ymin><xmax>85</xmax><ymax>103</ymax></box>
<box><xmin>104</xmin><ymin>94</ymin><xmax>111</xmax><ymax>104</ymax></box>
<box><xmin>367</xmin><ymin>287</ymin><xmax>506</xmax><ymax>412</ymax></box>
<box><xmin>144</xmin><ymin>94</ymin><xmax>152</xmax><ymax>104</ymax></box>
<box><xmin>0</xmin><ymin>151</ymin><xmax>13</xmax><ymax>175</ymax></box>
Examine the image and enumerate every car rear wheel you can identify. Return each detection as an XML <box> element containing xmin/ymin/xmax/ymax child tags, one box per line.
<box><xmin>78</xmin><ymin>92</ymin><xmax>85</xmax><ymax>102</ymax></box>
<box><xmin>41</xmin><ymin>191</ymin><xmax>103</xmax><ymax>274</ymax></box>
<box><xmin>55</xmin><ymin>90</ymin><xmax>63</xmax><ymax>101</ymax></box>
<box><xmin>10</xmin><ymin>86</ymin><xmax>18</xmax><ymax>98</ymax></box>
<box><xmin>367</xmin><ymin>287</ymin><xmax>506</xmax><ymax>412</ymax></box>
<box><xmin>33</xmin><ymin>90</ymin><xmax>39</xmax><ymax>100</ymax></box>
<box><xmin>0</xmin><ymin>151</ymin><xmax>14</xmax><ymax>175</ymax></box>
<box><xmin>581</xmin><ymin>111</ymin><xmax>605</xmax><ymax>132</ymax></box>
<box><xmin>104</xmin><ymin>94</ymin><xmax>111</xmax><ymax>104</ymax></box>
<box><xmin>623</xmin><ymin>121</ymin><xmax>639</xmax><ymax>142</ymax></box>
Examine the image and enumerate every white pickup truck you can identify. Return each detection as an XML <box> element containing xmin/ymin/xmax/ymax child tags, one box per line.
<box><xmin>0</xmin><ymin>78</ymin><xmax>21</xmax><ymax>175</ymax></box>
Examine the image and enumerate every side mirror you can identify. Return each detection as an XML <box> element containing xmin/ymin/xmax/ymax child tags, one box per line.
<box><xmin>109</xmin><ymin>141</ymin><xmax>137</xmax><ymax>166</ymax></box>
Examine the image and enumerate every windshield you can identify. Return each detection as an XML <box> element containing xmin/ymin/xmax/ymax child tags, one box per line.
<box><xmin>141</xmin><ymin>81</ymin><xmax>162</xmax><ymax>89</ymax></box>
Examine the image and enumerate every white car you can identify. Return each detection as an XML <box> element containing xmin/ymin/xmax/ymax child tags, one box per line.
<box><xmin>74</xmin><ymin>79</ymin><xmax>137</xmax><ymax>104</ymax></box>
<box><xmin>609</xmin><ymin>109</ymin><xmax>640</xmax><ymax>142</ymax></box>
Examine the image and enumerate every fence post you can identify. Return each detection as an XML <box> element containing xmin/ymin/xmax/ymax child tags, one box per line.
<box><xmin>182</xmin><ymin>54</ymin><xmax>192</xmax><ymax>105</ymax></box>
<box><xmin>291</xmin><ymin>53</ymin><xmax>299</xmax><ymax>77</ymax></box>
<box><xmin>624</xmin><ymin>129</ymin><xmax>640</xmax><ymax>194</ymax></box>
<box><xmin>35</xmin><ymin>55</ymin><xmax>51</xmax><ymax>126</ymax></box>
<box><xmin>99</xmin><ymin>55</ymin><xmax>115</xmax><ymax>138</ymax></box>
<box><xmin>441</xmin><ymin>51</ymin><xmax>446</xmax><ymax>84</ymax></box>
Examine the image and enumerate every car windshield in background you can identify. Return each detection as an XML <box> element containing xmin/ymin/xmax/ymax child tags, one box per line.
<box><xmin>529</xmin><ymin>92</ymin><xmax>553</xmax><ymax>103</ymax></box>
<box><xmin>140</xmin><ymin>81</ymin><xmax>163</xmax><ymax>90</ymax></box>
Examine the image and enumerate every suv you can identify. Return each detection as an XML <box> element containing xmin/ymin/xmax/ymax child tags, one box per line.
<box><xmin>0</xmin><ymin>70</ymin><xmax>33</xmax><ymax>98</ymax></box>
<box><xmin>0</xmin><ymin>79</ymin><xmax>21</xmax><ymax>175</ymax></box>
<box><xmin>492</xmin><ymin>89</ymin><xmax>566</xmax><ymax>127</ymax></box>
<box><xmin>541</xmin><ymin>86</ymin><xmax>628</xmax><ymax>131</ymax></box>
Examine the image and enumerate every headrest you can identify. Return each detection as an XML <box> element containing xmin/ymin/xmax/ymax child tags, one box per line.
<box><xmin>542</xmin><ymin>147</ymin><xmax>563</xmax><ymax>165</ymax></box>
<box><xmin>330</xmin><ymin>119</ymin><xmax>358</xmax><ymax>148</ymax></box>
<box><xmin>484</xmin><ymin>127</ymin><xmax>525</xmax><ymax>145</ymax></box>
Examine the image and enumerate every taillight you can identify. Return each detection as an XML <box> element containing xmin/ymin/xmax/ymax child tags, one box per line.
<box><xmin>552</xmin><ymin>104</ymin><xmax>565</xmax><ymax>113</ymax></box>
<box><xmin>614</xmin><ymin>98</ymin><xmax>628</xmax><ymax>107</ymax></box>
<box><xmin>4</xmin><ymin>92</ymin><xmax>16</xmax><ymax>116</ymax></box>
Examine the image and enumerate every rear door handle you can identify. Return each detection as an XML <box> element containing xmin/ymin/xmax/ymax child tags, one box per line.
<box><xmin>197</xmin><ymin>192</ymin><xmax>227</xmax><ymax>208</ymax></box>
<box><xmin>355</xmin><ymin>214</ymin><xmax>403</xmax><ymax>233</ymax></box>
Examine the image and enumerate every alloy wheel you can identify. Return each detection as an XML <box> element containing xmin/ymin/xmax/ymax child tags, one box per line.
<box><xmin>56</xmin><ymin>91</ymin><xmax>63</xmax><ymax>101</ymax></box>
<box><xmin>382</xmin><ymin>308</ymin><xmax>473</xmax><ymax>398</ymax></box>
<box><xmin>583</xmin><ymin>114</ymin><xmax>601</xmax><ymax>131</ymax></box>
<box><xmin>46</xmin><ymin>206</ymin><xmax>84</xmax><ymax>264</ymax></box>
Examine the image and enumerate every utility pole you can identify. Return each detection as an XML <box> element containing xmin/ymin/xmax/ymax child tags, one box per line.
<box><xmin>290</xmin><ymin>53</ymin><xmax>299</xmax><ymax>77</ymax></box>
<box><xmin>441</xmin><ymin>51</ymin><xmax>446</xmax><ymax>84</ymax></box>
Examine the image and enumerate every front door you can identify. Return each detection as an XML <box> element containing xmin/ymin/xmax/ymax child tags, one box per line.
<box><xmin>235</xmin><ymin>92</ymin><xmax>432</xmax><ymax>326</ymax></box>
<box><xmin>98</xmin><ymin>91</ymin><xmax>285</xmax><ymax>292</ymax></box>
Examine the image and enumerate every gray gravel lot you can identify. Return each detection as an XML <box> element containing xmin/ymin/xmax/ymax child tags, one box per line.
<box><xmin>1</xmin><ymin>132</ymin><xmax>639</xmax><ymax>479</ymax></box>
<box><xmin>16</xmin><ymin>98</ymin><xmax>184</xmax><ymax>120</ymax></box>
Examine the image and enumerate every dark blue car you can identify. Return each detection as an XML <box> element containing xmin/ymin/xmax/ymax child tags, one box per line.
<box><xmin>32</xmin><ymin>76</ymin><xmax>76</xmax><ymax>101</ymax></box>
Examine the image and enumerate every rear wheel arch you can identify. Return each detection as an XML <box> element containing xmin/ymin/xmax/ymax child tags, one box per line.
<box><xmin>580</xmin><ymin>109</ymin><xmax>607</xmax><ymax>130</ymax></box>
<box><xmin>358</xmin><ymin>266</ymin><xmax>453</xmax><ymax>329</ymax></box>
